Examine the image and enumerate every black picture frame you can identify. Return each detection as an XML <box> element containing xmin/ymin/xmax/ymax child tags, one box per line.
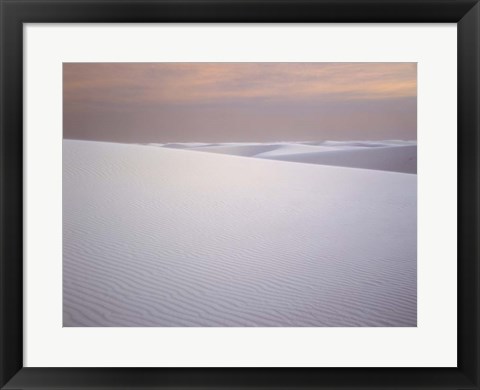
<box><xmin>1</xmin><ymin>0</ymin><xmax>479</xmax><ymax>389</ymax></box>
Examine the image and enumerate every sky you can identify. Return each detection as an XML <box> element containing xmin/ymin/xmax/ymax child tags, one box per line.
<box><xmin>63</xmin><ymin>62</ymin><xmax>417</xmax><ymax>143</ymax></box>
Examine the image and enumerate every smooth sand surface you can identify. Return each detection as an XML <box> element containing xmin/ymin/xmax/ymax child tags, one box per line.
<box><xmin>190</xmin><ymin>144</ymin><xmax>282</xmax><ymax>157</ymax></box>
<box><xmin>158</xmin><ymin>141</ymin><xmax>417</xmax><ymax>174</ymax></box>
<box><xmin>63</xmin><ymin>140</ymin><xmax>416</xmax><ymax>327</ymax></box>
<box><xmin>260</xmin><ymin>145</ymin><xmax>417</xmax><ymax>174</ymax></box>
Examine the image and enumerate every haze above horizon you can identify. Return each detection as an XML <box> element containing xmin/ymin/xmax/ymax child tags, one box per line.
<box><xmin>63</xmin><ymin>62</ymin><xmax>417</xmax><ymax>143</ymax></box>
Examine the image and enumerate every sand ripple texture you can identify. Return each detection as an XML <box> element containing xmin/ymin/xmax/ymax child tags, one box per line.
<box><xmin>63</xmin><ymin>140</ymin><xmax>417</xmax><ymax>327</ymax></box>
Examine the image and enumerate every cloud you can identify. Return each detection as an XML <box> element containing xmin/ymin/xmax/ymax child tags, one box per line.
<box><xmin>63</xmin><ymin>62</ymin><xmax>417</xmax><ymax>110</ymax></box>
<box><xmin>63</xmin><ymin>63</ymin><xmax>416</xmax><ymax>143</ymax></box>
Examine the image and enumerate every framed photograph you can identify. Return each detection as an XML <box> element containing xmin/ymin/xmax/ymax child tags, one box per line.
<box><xmin>1</xmin><ymin>0</ymin><xmax>478</xmax><ymax>389</ymax></box>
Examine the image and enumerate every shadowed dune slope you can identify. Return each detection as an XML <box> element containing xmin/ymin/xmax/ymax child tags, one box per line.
<box><xmin>261</xmin><ymin>145</ymin><xmax>417</xmax><ymax>174</ymax></box>
<box><xmin>157</xmin><ymin>141</ymin><xmax>417</xmax><ymax>174</ymax></box>
<box><xmin>63</xmin><ymin>140</ymin><xmax>417</xmax><ymax>327</ymax></box>
<box><xmin>190</xmin><ymin>144</ymin><xmax>282</xmax><ymax>157</ymax></box>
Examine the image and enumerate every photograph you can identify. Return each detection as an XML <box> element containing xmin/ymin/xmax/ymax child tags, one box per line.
<box><xmin>63</xmin><ymin>62</ymin><xmax>417</xmax><ymax>327</ymax></box>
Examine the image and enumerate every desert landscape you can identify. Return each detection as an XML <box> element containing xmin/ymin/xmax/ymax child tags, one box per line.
<box><xmin>63</xmin><ymin>139</ymin><xmax>417</xmax><ymax>327</ymax></box>
<box><xmin>63</xmin><ymin>62</ymin><xmax>417</xmax><ymax>327</ymax></box>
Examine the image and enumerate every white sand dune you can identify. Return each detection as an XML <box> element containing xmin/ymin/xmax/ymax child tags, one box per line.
<box><xmin>63</xmin><ymin>140</ymin><xmax>417</xmax><ymax>327</ymax></box>
<box><xmin>304</xmin><ymin>140</ymin><xmax>416</xmax><ymax>148</ymax></box>
<box><xmin>189</xmin><ymin>144</ymin><xmax>282</xmax><ymax>157</ymax></box>
<box><xmin>255</xmin><ymin>143</ymin><xmax>334</xmax><ymax>157</ymax></box>
<box><xmin>261</xmin><ymin>145</ymin><xmax>417</xmax><ymax>174</ymax></box>
<box><xmin>161</xmin><ymin>142</ymin><xmax>217</xmax><ymax>149</ymax></box>
<box><xmin>156</xmin><ymin>141</ymin><xmax>417</xmax><ymax>174</ymax></box>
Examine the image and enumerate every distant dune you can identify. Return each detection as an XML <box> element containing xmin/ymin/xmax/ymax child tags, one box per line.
<box><xmin>63</xmin><ymin>140</ymin><xmax>417</xmax><ymax>327</ymax></box>
<box><xmin>262</xmin><ymin>145</ymin><xmax>417</xmax><ymax>174</ymax></box>
<box><xmin>157</xmin><ymin>141</ymin><xmax>417</xmax><ymax>174</ymax></box>
<box><xmin>190</xmin><ymin>144</ymin><xmax>282</xmax><ymax>157</ymax></box>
